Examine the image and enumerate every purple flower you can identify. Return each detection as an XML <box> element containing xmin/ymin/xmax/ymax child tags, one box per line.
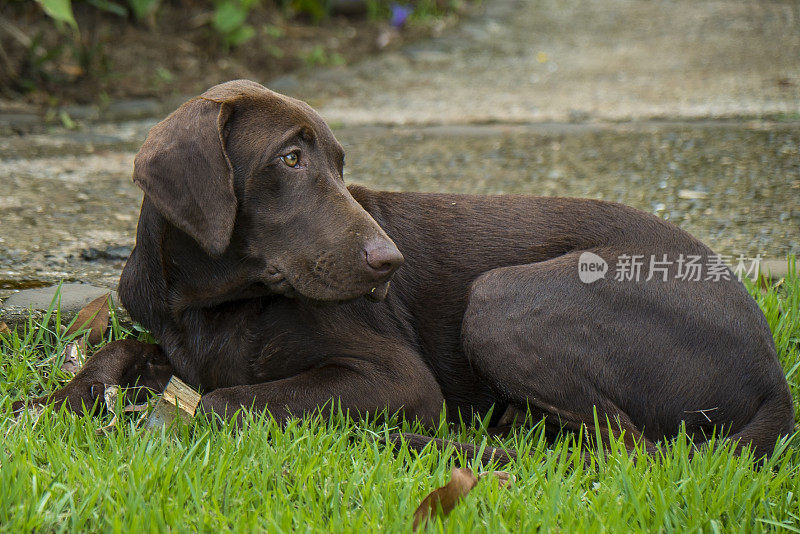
<box><xmin>390</xmin><ymin>4</ymin><xmax>413</xmax><ymax>27</ymax></box>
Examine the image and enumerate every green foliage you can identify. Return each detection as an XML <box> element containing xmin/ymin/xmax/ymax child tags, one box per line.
<box><xmin>85</xmin><ymin>0</ymin><xmax>128</xmax><ymax>17</ymax></box>
<box><xmin>302</xmin><ymin>44</ymin><xmax>345</xmax><ymax>67</ymax></box>
<box><xmin>16</xmin><ymin>0</ymin><xmax>261</xmax><ymax>96</ymax></box>
<box><xmin>58</xmin><ymin>109</ymin><xmax>77</xmax><ymax>129</ymax></box>
<box><xmin>263</xmin><ymin>22</ymin><xmax>285</xmax><ymax>38</ymax></box>
<box><xmin>35</xmin><ymin>0</ymin><xmax>155</xmax><ymax>25</ymax></box>
<box><xmin>212</xmin><ymin>0</ymin><xmax>259</xmax><ymax>48</ymax></box>
<box><xmin>365</xmin><ymin>0</ymin><xmax>385</xmax><ymax>21</ymax></box>
<box><xmin>17</xmin><ymin>0</ymin><xmax>464</xmax><ymax>95</ymax></box>
<box><xmin>127</xmin><ymin>0</ymin><xmax>160</xmax><ymax>20</ymax></box>
<box><xmin>747</xmin><ymin>256</ymin><xmax>800</xmax><ymax>415</ymax></box>
<box><xmin>2</xmin><ymin>259</ymin><xmax>800</xmax><ymax>531</ymax></box>
<box><xmin>32</xmin><ymin>0</ymin><xmax>255</xmax><ymax>46</ymax></box>
<box><xmin>411</xmin><ymin>0</ymin><xmax>444</xmax><ymax>21</ymax></box>
<box><xmin>35</xmin><ymin>0</ymin><xmax>78</xmax><ymax>29</ymax></box>
<box><xmin>289</xmin><ymin>0</ymin><xmax>329</xmax><ymax>23</ymax></box>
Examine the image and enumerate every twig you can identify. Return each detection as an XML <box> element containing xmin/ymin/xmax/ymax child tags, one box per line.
<box><xmin>684</xmin><ymin>407</ymin><xmax>718</xmax><ymax>423</ymax></box>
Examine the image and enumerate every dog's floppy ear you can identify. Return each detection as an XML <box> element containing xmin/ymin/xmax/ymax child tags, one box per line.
<box><xmin>133</xmin><ymin>98</ymin><xmax>236</xmax><ymax>256</ymax></box>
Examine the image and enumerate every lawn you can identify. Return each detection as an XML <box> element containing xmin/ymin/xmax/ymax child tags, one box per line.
<box><xmin>2</xmin><ymin>261</ymin><xmax>799</xmax><ymax>533</ymax></box>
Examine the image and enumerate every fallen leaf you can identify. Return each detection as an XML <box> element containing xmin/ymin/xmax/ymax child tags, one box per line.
<box><xmin>60</xmin><ymin>339</ymin><xmax>86</xmax><ymax>374</ymax></box>
<box><xmin>97</xmin><ymin>385</ymin><xmax>120</xmax><ymax>434</ymax></box>
<box><xmin>103</xmin><ymin>384</ymin><xmax>119</xmax><ymax>410</ymax></box>
<box><xmin>97</xmin><ymin>394</ymin><xmax>153</xmax><ymax>434</ymax></box>
<box><xmin>66</xmin><ymin>293</ymin><xmax>111</xmax><ymax>345</ymax></box>
<box><xmin>0</xmin><ymin>322</ymin><xmax>9</xmax><ymax>335</ymax></box>
<box><xmin>412</xmin><ymin>468</ymin><xmax>478</xmax><ymax>531</ymax></box>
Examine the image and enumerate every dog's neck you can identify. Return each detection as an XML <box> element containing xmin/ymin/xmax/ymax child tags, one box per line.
<box><xmin>118</xmin><ymin>199</ymin><xmax>271</xmax><ymax>335</ymax></box>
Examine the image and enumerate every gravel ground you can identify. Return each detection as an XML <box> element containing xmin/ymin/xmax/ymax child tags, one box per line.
<box><xmin>281</xmin><ymin>0</ymin><xmax>800</xmax><ymax>125</ymax></box>
<box><xmin>1</xmin><ymin>0</ymin><xmax>798</xmax><ymax>301</ymax></box>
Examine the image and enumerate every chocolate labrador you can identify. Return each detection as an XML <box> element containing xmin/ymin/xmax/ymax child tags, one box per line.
<box><xmin>13</xmin><ymin>80</ymin><xmax>794</xmax><ymax>461</ymax></box>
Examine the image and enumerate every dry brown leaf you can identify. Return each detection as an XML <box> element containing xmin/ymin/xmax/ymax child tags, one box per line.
<box><xmin>0</xmin><ymin>321</ymin><xmax>9</xmax><ymax>335</ymax></box>
<box><xmin>97</xmin><ymin>385</ymin><xmax>120</xmax><ymax>434</ymax></box>
<box><xmin>412</xmin><ymin>468</ymin><xmax>478</xmax><ymax>531</ymax></box>
<box><xmin>97</xmin><ymin>390</ymin><xmax>153</xmax><ymax>434</ymax></box>
<box><xmin>103</xmin><ymin>384</ymin><xmax>119</xmax><ymax>411</ymax></box>
<box><xmin>66</xmin><ymin>293</ymin><xmax>111</xmax><ymax>345</ymax></box>
<box><xmin>60</xmin><ymin>339</ymin><xmax>86</xmax><ymax>374</ymax></box>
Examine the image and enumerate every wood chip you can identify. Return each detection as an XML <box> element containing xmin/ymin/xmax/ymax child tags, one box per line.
<box><xmin>123</xmin><ymin>403</ymin><xmax>151</xmax><ymax>413</ymax></box>
<box><xmin>146</xmin><ymin>376</ymin><xmax>201</xmax><ymax>430</ymax></box>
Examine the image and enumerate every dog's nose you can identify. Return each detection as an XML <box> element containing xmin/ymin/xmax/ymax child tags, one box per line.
<box><xmin>363</xmin><ymin>240</ymin><xmax>404</xmax><ymax>276</ymax></box>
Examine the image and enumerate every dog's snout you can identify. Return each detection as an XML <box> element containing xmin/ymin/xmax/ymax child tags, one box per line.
<box><xmin>363</xmin><ymin>240</ymin><xmax>404</xmax><ymax>276</ymax></box>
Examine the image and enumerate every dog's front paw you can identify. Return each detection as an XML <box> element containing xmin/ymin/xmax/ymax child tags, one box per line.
<box><xmin>198</xmin><ymin>390</ymin><xmax>245</xmax><ymax>426</ymax></box>
<box><xmin>10</xmin><ymin>382</ymin><xmax>106</xmax><ymax>419</ymax></box>
<box><xmin>198</xmin><ymin>388</ymin><xmax>287</xmax><ymax>428</ymax></box>
<box><xmin>10</xmin><ymin>398</ymin><xmax>43</xmax><ymax>418</ymax></box>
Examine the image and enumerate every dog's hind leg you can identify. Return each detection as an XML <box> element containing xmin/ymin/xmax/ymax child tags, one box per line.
<box><xmin>460</xmin><ymin>249</ymin><xmax>792</xmax><ymax>461</ymax></box>
<box><xmin>11</xmin><ymin>339</ymin><xmax>173</xmax><ymax>416</ymax></box>
<box><xmin>460</xmin><ymin>252</ymin><xmax>658</xmax><ymax>458</ymax></box>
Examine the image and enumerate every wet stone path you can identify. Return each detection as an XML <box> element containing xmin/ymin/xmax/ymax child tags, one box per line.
<box><xmin>1</xmin><ymin>0</ymin><xmax>799</xmax><ymax>305</ymax></box>
<box><xmin>1</xmin><ymin>119</ymin><xmax>798</xmax><ymax>301</ymax></box>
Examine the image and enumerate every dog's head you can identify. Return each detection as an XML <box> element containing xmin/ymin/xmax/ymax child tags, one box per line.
<box><xmin>132</xmin><ymin>80</ymin><xmax>402</xmax><ymax>302</ymax></box>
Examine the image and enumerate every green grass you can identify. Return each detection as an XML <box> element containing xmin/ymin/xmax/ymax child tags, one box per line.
<box><xmin>2</xmin><ymin>260</ymin><xmax>800</xmax><ymax>532</ymax></box>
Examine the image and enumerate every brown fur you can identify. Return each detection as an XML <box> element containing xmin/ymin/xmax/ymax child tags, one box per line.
<box><xmin>14</xmin><ymin>80</ymin><xmax>794</xmax><ymax>461</ymax></box>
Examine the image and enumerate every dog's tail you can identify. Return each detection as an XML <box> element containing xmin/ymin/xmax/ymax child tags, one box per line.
<box><xmin>720</xmin><ymin>383</ymin><xmax>795</xmax><ymax>459</ymax></box>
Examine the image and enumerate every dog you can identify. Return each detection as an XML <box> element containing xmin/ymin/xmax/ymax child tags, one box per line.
<box><xmin>13</xmin><ymin>80</ymin><xmax>794</xmax><ymax>461</ymax></box>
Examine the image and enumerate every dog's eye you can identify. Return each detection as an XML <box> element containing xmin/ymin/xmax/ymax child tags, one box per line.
<box><xmin>281</xmin><ymin>152</ymin><xmax>300</xmax><ymax>167</ymax></box>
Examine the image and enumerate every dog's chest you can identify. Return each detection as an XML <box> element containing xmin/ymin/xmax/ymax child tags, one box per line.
<box><xmin>248</xmin><ymin>308</ymin><xmax>333</xmax><ymax>384</ymax></box>
<box><xmin>188</xmin><ymin>298</ymin><xmax>344</xmax><ymax>388</ymax></box>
